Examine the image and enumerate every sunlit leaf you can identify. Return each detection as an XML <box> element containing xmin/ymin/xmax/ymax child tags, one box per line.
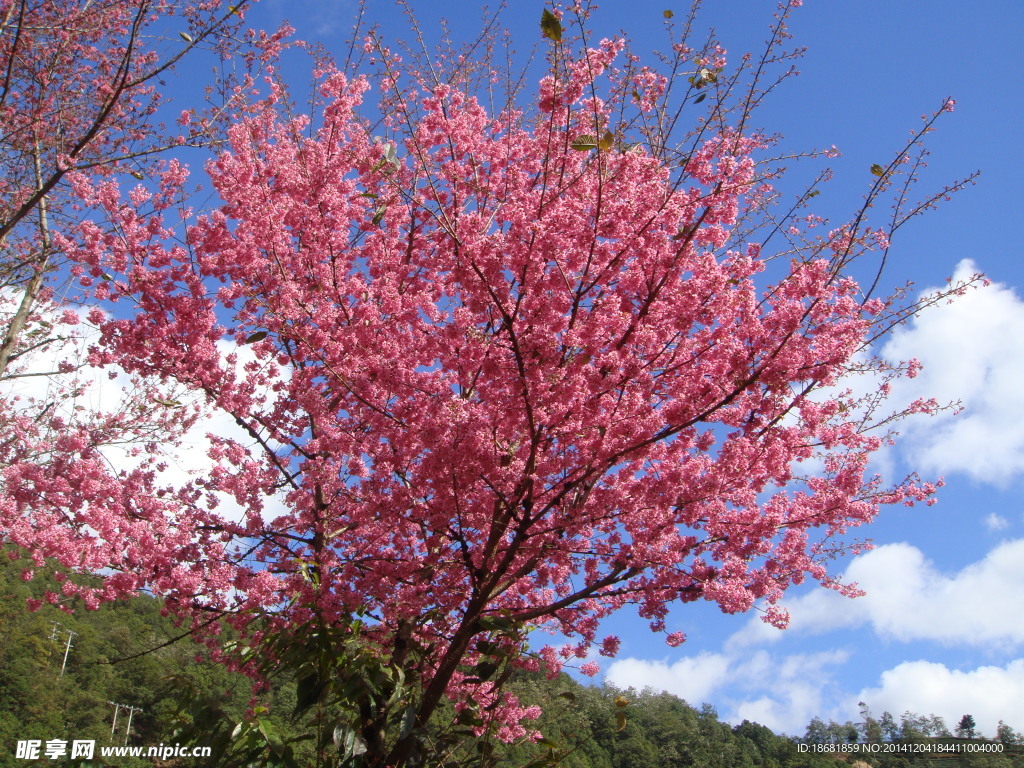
<box><xmin>540</xmin><ymin>9</ymin><xmax>562</xmax><ymax>42</ymax></box>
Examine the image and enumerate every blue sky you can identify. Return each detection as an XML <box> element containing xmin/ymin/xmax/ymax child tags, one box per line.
<box><xmin>233</xmin><ymin>0</ymin><xmax>1024</xmax><ymax>737</ymax></box>
<box><xmin>54</xmin><ymin>0</ymin><xmax>1016</xmax><ymax>740</ymax></box>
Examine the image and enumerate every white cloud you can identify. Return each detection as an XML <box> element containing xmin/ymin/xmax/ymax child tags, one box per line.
<box><xmin>605</xmin><ymin>649</ymin><xmax>849</xmax><ymax>735</ymax></box>
<box><xmin>731</xmin><ymin>650</ymin><xmax>850</xmax><ymax>734</ymax></box>
<box><xmin>855</xmin><ymin>659</ymin><xmax>1024</xmax><ymax>738</ymax></box>
<box><xmin>985</xmin><ymin>513</ymin><xmax>1011</xmax><ymax>532</ymax></box>
<box><xmin>882</xmin><ymin>259</ymin><xmax>1024</xmax><ymax>484</ymax></box>
<box><xmin>605</xmin><ymin>651</ymin><xmax>732</xmax><ymax>704</ymax></box>
<box><xmin>732</xmin><ymin>539</ymin><xmax>1024</xmax><ymax>649</ymax></box>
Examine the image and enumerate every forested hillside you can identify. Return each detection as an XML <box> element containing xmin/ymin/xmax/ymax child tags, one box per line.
<box><xmin>2</xmin><ymin>551</ymin><xmax>1022</xmax><ymax>768</ymax></box>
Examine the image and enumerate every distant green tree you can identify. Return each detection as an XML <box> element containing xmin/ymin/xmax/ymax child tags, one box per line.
<box><xmin>997</xmin><ymin>720</ymin><xmax>1022</xmax><ymax>745</ymax></box>
<box><xmin>803</xmin><ymin>717</ymin><xmax>831</xmax><ymax>744</ymax></box>
<box><xmin>859</xmin><ymin>702</ymin><xmax>883</xmax><ymax>743</ymax></box>
<box><xmin>958</xmin><ymin>714</ymin><xmax>979</xmax><ymax>739</ymax></box>
<box><xmin>925</xmin><ymin>714</ymin><xmax>951</xmax><ymax>737</ymax></box>
<box><xmin>879</xmin><ymin>711</ymin><xmax>900</xmax><ymax>742</ymax></box>
<box><xmin>900</xmin><ymin>711</ymin><xmax>931</xmax><ymax>742</ymax></box>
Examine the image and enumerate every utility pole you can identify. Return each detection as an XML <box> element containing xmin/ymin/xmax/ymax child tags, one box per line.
<box><xmin>50</xmin><ymin>621</ymin><xmax>76</xmax><ymax>677</ymax></box>
<box><xmin>108</xmin><ymin>702</ymin><xmax>143</xmax><ymax>746</ymax></box>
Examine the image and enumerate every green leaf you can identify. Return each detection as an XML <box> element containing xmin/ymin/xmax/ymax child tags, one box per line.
<box><xmin>598</xmin><ymin>130</ymin><xmax>615</xmax><ymax>151</ymax></box>
<box><xmin>471</xmin><ymin>660</ymin><xmax>499</xmax><ymax>681</ymax></box>
<box><xmin>570</xmin><ymin>134</ymin><xmax>598</xmax><ymax>151</ymax></box>
<box><xmin>293</xmin><ymin>673</ymin><xmax>324</xmax><ymax>718</ymax></box>
<box><xmin>256</xmin><ymin>717</ymin><xmax>284</xmax><ymax>747</ymax></box>
<box><xmin>475</xmin><ymin>640</ymin><xmax>506</xmax><ymax>656</ymax></box>
<box><xmin>663</xmin><ymin>9</ymin><xmax>674</xmax><ymax>18</ymax></box>
<box><xmin>476</xmin><ymin>614</ymin><xmax>516</xmax><ymax>632</ymax></box>
<box><xmin>673</xmin><ymin>223</ymin><xmax>696</xmax><ymax>241</ymax></box>
<box><xmin>398</xmin><ymin>705</ymin><xmax>418</xmax><ymax>739</ymax></box>
<box><xmin>540</xmin><ymin>9</ymin><xmax>562</xmax><ymax>42</ymax></box>
<box><xmin>244</xmin><ymin>330</ymin><xmax>268</xmax><ymax>344</ymax></box>
<box><xmin>336</xmin><ymin>726</ymin><xmax>368</xmax><ymax>761</ymax></box>
<box><xmin>456</xmin><ymin>708</ymin><xmax>485</xmax><ymax>727</ymax></box>
<box><xmin>332</xmin><ymin>723</ymin><xmax>347</xmax><ymax>749</ymax></box>
<box><xmin>871</xmin><ymin>163</ymin><xmax>886</xmax><ymax>177</ymax></box>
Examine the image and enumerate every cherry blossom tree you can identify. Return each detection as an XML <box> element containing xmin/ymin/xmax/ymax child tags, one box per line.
<box><xmin>2</xmin><ymin>2</ymin><xmax>978</xmax><ymax>765</ymax></box>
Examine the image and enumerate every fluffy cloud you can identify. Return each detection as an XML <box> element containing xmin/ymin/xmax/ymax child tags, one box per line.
<box><xmin>604</xmin><ymin>651</ymin><xmax>732</xmax><ymax>705</ymax></box>
<box><xmin>732</xmin><ymin>539</ymin><xmax>1024</xmax><ymax>648</ymax></box>
<box><xmin>882</xmin><ymin>259</ymin><xmax>1024</xmax><ymax>484</ymax></box>
<box><xmin>605</xmin><ymin>643</ymin><xmax>1024</xmax><ymax>737</ymax></box>
<box><xmin>730</xmin><ymin>650</ymin><xmax>850</xmax><ymax>735</ymax></box>
<box><xmin>854</xmin><ymin>660</ymin><xmax>1024</xmax><ymax>738</ymax></box>
<box><xmin>605</xmin><ymin>649</ymin><xmax>850</xmax><ymax>735</ymax></box>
